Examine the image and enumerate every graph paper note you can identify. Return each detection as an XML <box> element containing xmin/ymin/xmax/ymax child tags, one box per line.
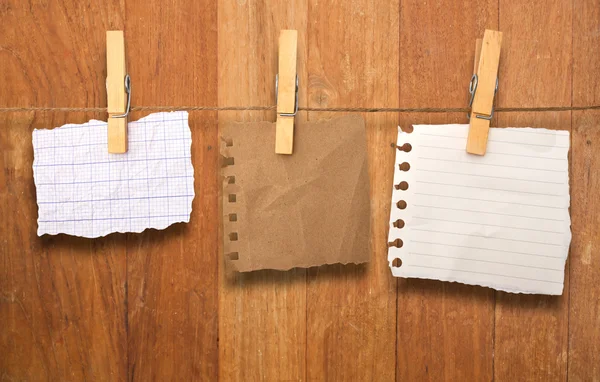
<box><xmin>388</xmin><ymin>125</ymin><xmax>571</xmax><ymax>295</ymax></box>
<box><xmin>32</xmin><ymin>111</ymin><xmax>194</xmax><ymax>238</ymax></box>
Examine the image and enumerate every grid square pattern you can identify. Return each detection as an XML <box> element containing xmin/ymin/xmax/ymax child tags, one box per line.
<box><xmin>32</xmin><ymin>111</ymin><xmax>194</xmax><ymax>238</ymax></box>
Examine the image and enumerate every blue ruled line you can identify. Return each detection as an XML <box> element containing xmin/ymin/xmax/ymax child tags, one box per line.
<box><xmin>34</xmin><ymin>136</ymin><xmax>191</xmax><ymax>151</ymax></box>
<box><xmin>33</xmin><ymin>156</ymin><xmax>190</xmax><ymax>167</ymax></box>
<box><xmin>36</xmin><ymin>175</ymin><xmax>193</xmax><ymax>186</ymax></box>
<box><xmin>39</xmin><ymin>214</ymin><xmax>190</xmax><ymax>223</ymax></box>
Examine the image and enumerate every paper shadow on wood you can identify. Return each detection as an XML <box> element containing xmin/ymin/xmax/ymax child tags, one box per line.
<box><xmin>37</xmin><ymin>223</ymin><xmax>189</xmax><ymax>253</ymax></box>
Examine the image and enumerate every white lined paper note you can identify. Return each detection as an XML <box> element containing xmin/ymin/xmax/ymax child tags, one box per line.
<box><xmin>388</xmin><ymin>125</ymin><xmax>571</xmax><ymax>295</ymax></box>
<box><xmin>32</xmin><ymin>111</ymin><xmax>194</xmax><ymax>238</ymax></box>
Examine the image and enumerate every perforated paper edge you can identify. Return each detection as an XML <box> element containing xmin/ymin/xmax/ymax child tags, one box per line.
<box><xmin>386</xmin><ymin>125</ymin><xmax>572</xmax><ymax>295</ymax></box>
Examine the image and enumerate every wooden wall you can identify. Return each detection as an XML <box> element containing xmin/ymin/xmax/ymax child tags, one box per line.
<box><xmin>1</xmin><ymin>0</ymin><xmax>599</xmax><ymax>380</ymax></box>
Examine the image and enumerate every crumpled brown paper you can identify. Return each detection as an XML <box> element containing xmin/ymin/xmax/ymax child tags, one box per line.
<box><xmin>221</xmin><ymin>114</ymin><xmax>371</xmax><ymax>271</ymax></box>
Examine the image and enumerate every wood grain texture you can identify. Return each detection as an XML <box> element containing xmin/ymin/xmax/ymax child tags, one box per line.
<box><xmin>498</xmin><ymin>0</ymin><xmax>572</xmax><ymax>108</ymax></box>
<box><xmin>399</xmin><ymin>0</ymin><xmax>498</xmax><ymax>108</ymax></box>
<box><xmin>569</xmin><ymin>5</ymin><xmax>600</xmax><ymax>377</ymax></box>
<box><xmin>0</xmin><ymin>112</ymin><xmax>127</xmax><ymax>381</ymax></box>
<box><xmin>494</xmin><ymin>3</ymin><xmax>573</xmax><ymax>379</ymax></box>
<box><xmin>304</xmin><ymin>112</ymin><xmax>398</xmax><ymax>381</ymax></box>
<box><xmin>4</xmin><ymin>0</ymin><xmax>600</xmax><ymax>380</ymax></box>
<box><xmin>396</xmin><ymin>112</ymin><xmax>495</xmax><ymax>382</ymax></box>
<box><xmin>397</xmin><ymin>280</ymin><xmax>494</xmax><ymax>381</ymax></box>
<box><xmin>0</xmin><ymin>3</ymin><xmax>128</xmax><ymax>380</ymax></box>
<box><xmin>217</xmin><ymin>1</ymin><xmax>308</xmax><ymax>380</ymax></box>
<box><xmin>125</xmin><ymin>0</ymin><xmax>218</xmax><ymax>108</ymax></box>
<box><xmin>573</xmin><ymin>0</ymin><xmax>600</xmax><ymax>106</ymax></box>
<box><xmin>397</xmin><ymin>3</ymin><xmax>498</xmax><ymax>380</ymax></box>
<box><xmin>305</xmin><ymin>0</ymin><xmax>399</xmax><ymax>379</ymax></box>
<box><xmin>494</xmin><ymin>111</ymin><xmax>571</xmax><ymax>382</ymax></box>
<box><xmin>569</xmin><ymin>111</ymin><xmax>600</xmax><ymax>381</ymax></box>
<box><xmin>126</xmin><ymin>112</ymin><xmax>218</xmax><ymax>382</ymax></box>
<box><xmin>0</xmin><ymin>1</ymin><xmax>124</xmax><ymax>107</ymax></box>
<box><xmin>495</xmin><ymin>289</ymin><xmax>569</xmax><ymax>381</ymax></box>
<box><xmin>124</xmin><ymin>0</ymin><xmax>219</xmax><ymax>380</ymax></box>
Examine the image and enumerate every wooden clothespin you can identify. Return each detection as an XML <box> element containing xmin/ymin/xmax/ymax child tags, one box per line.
<box><xmin>106</xmin><ymin>31</ymin><xmax>130</xmax><ymax>153</ymax></box>
<box><xmin>466</xmin><ymin>29</ymin><xmax>502</xmax><ymax>155</ymax></box>
<box><xmin>275</xmin><ymin>30</ymin><xmax>299</xmax><ymax>155</ymax></box>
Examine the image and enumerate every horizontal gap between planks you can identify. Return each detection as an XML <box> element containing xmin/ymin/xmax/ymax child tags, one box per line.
<box><xmin>1</xmin><ymin>105</ymin><xmax>600</xmax><ymax>113</ymax></box>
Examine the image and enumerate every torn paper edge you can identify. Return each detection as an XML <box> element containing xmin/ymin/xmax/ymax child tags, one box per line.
<box><xmin>387</xmin><ymin>125</ymin><xmax>571</xmax><ymax>295</ymax></box>
<box><xmin>32</xmin><ymin>111</ymin><xmax>195</xmax><ymax>238</ymax></box>
<box><xmin>220</xmin><ymin>117</ymin><xmax>372</xmax><ymax>272</ymax></box>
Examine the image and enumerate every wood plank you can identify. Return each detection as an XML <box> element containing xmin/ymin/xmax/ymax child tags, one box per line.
<box><xmin>494</xmin><ymin>111</ymin><xmax>571</xmax><ymax>382</ymax></box>
<box><xmin>0</xmin><ymin>111</ymin><xmax>127</xmax><ymax>381</ymax></box>
<box><xmin>125</xmin><ymin>112</ymin><xmax>218</xmax><ymax>381</ymax></box>
<box><xmin>397</xmin><ymin>1</ymin><xmax>497</xmax><ymax>379</ymax></box>
<box><xmin>0</xmin><ymin>2</ymin><xmax>127</xmax><ymax>379</ymax></box>
<box><xmin>399</xmin><ymin>0</ymin><xmax>498</xmax><ymax>108</ymax></box>
<box><xmin>0</xmin><ymin>0</ymin><xmax>124</xmax><ymax>108</ymax></box>
<box><xmin>495</xmin><ymin>3</ymin><xmax>572</xmax><ymax>379</ymax></box>
<box><xmin>573</xmin><ymin>0</ymin><xmax>600</xmax><ymax>106</ymax></box>
<box><xmin>305</xmin><ymin>112</ymin><xmax>398</xmax><ymax>381</ymax></box>
<box><xmin>124</xmin><ymin>1</ymin><xmax>219</xmax><ymax>380</ymax></box>
<box><xmin>569</xmin><ymin>4</ymin><xmax>600</xmax><ymax>378</ymax></box>
<box><xmin>305</xmin><ymin>0</ymin><xmax>399</xmax><ymax>380</ymax></box>
<box><xmin>396</xmin><ymin>112</ymin><xmax>495</xmax><ymax>381</ymax></box>
<box><xmin>498</xmin><ymin>0</ymin><xmax>572</xmax><ymax>108</ymax></box>
<box><xmin>217</xmin><ymin>1</ymin><xmax>308</xmax><ymax>380</ymax></box>
<box><xmin>397</xmin><ymin>280</ymin><xmax>494</xmax><ymax>381</ymax></box>
<box><xmin>2</xmin><ymin>1</ymin><xmax>594</xmax><ymax>380</ymax></box>
<box><xmin>569</xmin><ymin>110</ymin><xmax>600</xmax><ymax>381</ymax></box>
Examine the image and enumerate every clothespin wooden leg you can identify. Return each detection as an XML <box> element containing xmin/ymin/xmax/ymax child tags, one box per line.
<box><xmin>275</xmin><ymin>30</ymin><xmax>298</xmax><ymax>155</ymax></box>
<box><xmin>106</xmin><ymin>31</ymin><xmax>129</xmax><ymax>154</ymax></box>
<box><xmin>466</xmin><ymin>30</ymin><xmax>502</xmax><ymax>155</ymax></box>
<box><xmin>276</xmin><ymin>116</ymin><xmax>295</xmax><ymax>154</ymax></box>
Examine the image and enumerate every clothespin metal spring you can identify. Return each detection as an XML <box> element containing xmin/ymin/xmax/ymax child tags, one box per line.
<box><xmin>112</xmin><ymin>74</ymin><xmax>132</xmax><ymax>119</ymax></box>
<box><xmin>467</xmin><ymin>74</ymin><xmax>498</xmax><ymax>121</ymax></box>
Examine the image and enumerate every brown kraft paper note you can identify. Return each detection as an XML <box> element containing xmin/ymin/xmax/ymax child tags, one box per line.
<box><xmin>221</xmin><ymin>114</ymin><xmax>371</xmax><ymax>272</ymax></box>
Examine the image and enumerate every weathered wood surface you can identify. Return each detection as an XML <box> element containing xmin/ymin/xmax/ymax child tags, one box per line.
<box><xmin>1</xmin><ymin>0</ymin><xmax>599</xmax><ymax>380</ymax></box>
